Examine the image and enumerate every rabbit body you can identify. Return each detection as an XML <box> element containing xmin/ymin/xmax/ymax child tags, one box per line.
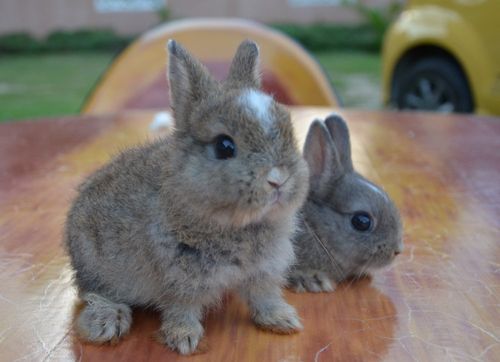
<box><xmin>65</xmin><ymin>40</ymin><xmax>309</xmax><ymax>354</ymax></box>
<box><xmin>67</xmin><ymin>141</ymin><xmax>294</xmax><ymax>306</ymax></box>
<box><xmin>288</xmin><ymin>115</ymin><xmax>403</xmax><ymax>293</ymax></box>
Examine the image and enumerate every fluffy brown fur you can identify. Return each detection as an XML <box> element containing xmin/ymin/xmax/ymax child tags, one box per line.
<box><xmin>288</xmin><ymin>115</ymin><xmax>403</xmax><ymax>293</ymax></box>
<box><xmin>65</xmin><ymin>40</ymin><xmax>309</xmax><ymax>354</ymax></box>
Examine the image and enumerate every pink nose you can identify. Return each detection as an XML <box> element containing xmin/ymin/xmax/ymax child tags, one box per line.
<box><xmin>267</xmin><ymin>167</ymin><xmax>288</xmax><ymax>189</ymax></box>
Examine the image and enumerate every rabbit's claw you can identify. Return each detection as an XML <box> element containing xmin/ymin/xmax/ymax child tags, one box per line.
<box><xmin>288</xmin><ymin>269</ymin><xmax>335</xmax><ymax>293</ymax></box>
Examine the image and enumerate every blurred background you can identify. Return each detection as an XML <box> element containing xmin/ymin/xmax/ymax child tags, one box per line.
<box><xmin>1</xmin><ymin>0</ymin><xmax>498</xmax><ymax>121</ymax></box>
<box><xmin>0</xmin><ymin>0</ymin><xmax>399</xmax><ymax>121</ymax></box>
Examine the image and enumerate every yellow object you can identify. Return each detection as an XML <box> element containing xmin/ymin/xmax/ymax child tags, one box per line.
<box><xmin>82</xmin><ymin>18</ymin><xmax>339</xmax><ymax>115</ymax></box>
<box><xmin>382</xmin><ymin>0</ymin><xmax>500</xmax><ymax>115</ymax></box>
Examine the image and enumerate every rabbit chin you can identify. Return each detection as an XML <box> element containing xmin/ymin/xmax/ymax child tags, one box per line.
<box><xmin>210</xmin><ymin>196</ymin><xmax>296</xmax><ymax>228</ymax></box>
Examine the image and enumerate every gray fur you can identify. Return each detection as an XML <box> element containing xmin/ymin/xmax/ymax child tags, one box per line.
<box><xmin>288</xmin><ymin>114</ymin><xmax>403</xmax><ymax>293</ymax></box>
<box><xmin>65</xmin><ymin>39</ymin><xmax>309</xmax><ymax>354</ymax></box>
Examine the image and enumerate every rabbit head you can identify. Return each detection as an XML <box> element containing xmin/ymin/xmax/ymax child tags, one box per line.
<box><xmin>164</xmin><ymin>40</ymin><xmax>309</xmax><ymax>229</ymax></box>
<box><xmin>302</xmin><ymin>114</ymin><xmax>403</xmax><ymax>278</ymax></box>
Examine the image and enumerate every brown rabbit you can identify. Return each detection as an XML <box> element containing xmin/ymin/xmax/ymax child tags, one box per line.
<box><xmin>288</xmin><ymin>115</ymin><xmax>403</xmax><ymax>292</ymax></box>
<box><xmin>65</xmin><ymin>40</ymin><xmax>309</xmax><ymax>354</ymax></box>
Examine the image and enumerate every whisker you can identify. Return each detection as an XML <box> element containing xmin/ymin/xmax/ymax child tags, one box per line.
<box><xmin>339</xmin><ymin>242</ymin><xmax>364</xmax><ymax>289</ymax></box>
<box><xmin>344</xmin><ymin>252</ymin><xmax>375</xmax><ymax>290</ymax></box>
<box><xmin>303</xmin><ymin>220</ymin><xmax>346</xmax><ymax>281</ymax></box>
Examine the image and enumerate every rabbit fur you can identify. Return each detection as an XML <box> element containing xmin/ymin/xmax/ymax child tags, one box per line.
<box><xmin>288</xmin><ymin>115</ymin><xmax>403</xmax><ymax>293</ymax></box>
<box><xmin>65</xmin><ymin>39</ymin><xmax>309</xmax><ymax>354</ymax></box>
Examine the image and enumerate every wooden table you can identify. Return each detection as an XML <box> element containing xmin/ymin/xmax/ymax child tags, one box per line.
<box><xmin>1</xmin><ymin>108</ymin><xmax>499</xmax><ymax>361</ymax></box>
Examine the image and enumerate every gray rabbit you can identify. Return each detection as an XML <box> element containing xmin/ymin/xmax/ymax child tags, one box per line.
<box><xmin>288</xmin><ymin>115</ymin><xmax>403</xmax><ymax>293</ymax></box>
<box><xmin>65</xmin><ymin>40</ymin><xmax>309</xmax><ymax>354</ymax></box>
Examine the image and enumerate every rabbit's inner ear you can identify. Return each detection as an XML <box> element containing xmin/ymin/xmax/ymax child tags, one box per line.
<box><xmin>226</xmin><ymin>40</ymin><xmax>261</xmax><ymax>89</ymax></box>
<box><xmin>167</xmin><ymin>40</ymin><xmax>217</xmax><ymax>123</ymax></box>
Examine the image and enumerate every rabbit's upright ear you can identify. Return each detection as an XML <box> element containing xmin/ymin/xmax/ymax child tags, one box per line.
<box><xmin>167</xmin><ymin>40</ymin><xmax>217</xmax><ymax>124</ymax></box>
<box><xmin>226</xmin><ymin>40</ymin><xmax>261</xmax><ymax>89</ymax></box>
<box><xmin>304</xmin><ymin>120</ymin><xmax>343</xmax><ymax>196</ymax></box>
<box><xmin>324</xmin><ymin>114</ymin><xmax>353</xmax><ymax>172</ymax></box>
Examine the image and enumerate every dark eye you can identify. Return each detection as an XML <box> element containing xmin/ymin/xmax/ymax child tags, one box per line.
<box><xmin>351</xmin><ymin>212</ymin><xmax>372</xmax><ymax>232</ymax></box>
<box><xmin>214</xmin><ymin>134</ymin><xmax>236</xmax><ymax>159</ymax></box>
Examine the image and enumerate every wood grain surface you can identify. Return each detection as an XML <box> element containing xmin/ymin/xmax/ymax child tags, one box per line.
<box><xmin>0</xmin><ymin>108</ymin><xmax>499</xmax><ymax>361</ymax></box>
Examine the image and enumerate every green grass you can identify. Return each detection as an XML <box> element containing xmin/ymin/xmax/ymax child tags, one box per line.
<box><xmin>0</xmin><ymin>53</ymin><xmax>115</xmax><ymax>122</ymax></box>
<box><xmin>314</xmin><ymin>51</ymin><xmax>382</xmax><ymax>108</ymax></box>
<box><xmin>0</xmin><ymin>50</ymin><xmax>381</xmax><ymax>122</ymax></box>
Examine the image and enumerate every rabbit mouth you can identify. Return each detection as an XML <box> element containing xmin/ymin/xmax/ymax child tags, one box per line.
<box><xmin>269</xmin><ymin>189</ymin><xmax>283</xmax><ymax>206</ymax></box>
<box><xmin>266</xmin><ymin>188</ymin><xmax>296</xmax><ymax>212</ymax></box>
<box><xmin>367</xmin><ymin>253</ymin><xmax>396</xmax><ymax>269</ymax></box>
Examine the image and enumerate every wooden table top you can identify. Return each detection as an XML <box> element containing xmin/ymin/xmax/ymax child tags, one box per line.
<box><xmin>0</xmin><ymin>108</ymin><xmax>499</xmax><ymax>361</ymax></box>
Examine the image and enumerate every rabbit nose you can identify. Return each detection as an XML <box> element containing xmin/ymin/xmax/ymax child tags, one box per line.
<box><xmin>394</xmin><ymin>245</ymin><xmax>403</xmax><ymax>257</ymax></box>
<box><xmin>268</xmin><ymin>180</ymin><xmax>281</xmax><ymax>189</ymax></box>
<box><xmin>394</xmin><ymin>242</ymin><xmax>404</xmax><ymax>257</ymax></box>
<box><xmin>267</xmin><ymin>167</ymin><xmax>288</xmax><ymax>189</ymax></box>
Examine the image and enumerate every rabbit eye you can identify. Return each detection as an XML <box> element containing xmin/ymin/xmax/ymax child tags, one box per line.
<box><xmin>214</xmin><ymin>134</ymin><xmax>236</xmax><ymax>159</ymax></box>
<box><xmin>351</xmin><ymin>212</ymin><xmax>372</xmax><ymax>232</ymax></box>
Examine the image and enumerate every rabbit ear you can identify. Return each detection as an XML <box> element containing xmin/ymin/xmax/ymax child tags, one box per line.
<box><xmin>304</xmin><ymin>120</ymin><xmax>343</xmax><ymax>195</ymax></box>
<box><xmin>226</xmin><ymin>40</ymin><xmax>261</xmax><ymax>89</ymax></box>
<box><xmin>167</xmin><ymin>39</ymin><xmax>218</xmax><ymax>124</ymax></box>
<box><xmin>324</xmin><ymin>114</ymin><xmax>354</xmax><ymax>172</ymax></box>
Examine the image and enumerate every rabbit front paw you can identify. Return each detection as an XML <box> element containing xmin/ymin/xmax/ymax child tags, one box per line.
<box><xmin>252</xmin><ymin>301</ymin><xmax>302</xmax><ymax>334</ymax></box>
<box><xmin>288</xmin><ymin>270</ymin><xmax>335</xmax><ymax>293</ymax></box>
<box><xmin>159</xmin><ymin>314</ymin><xmax>204</xmax><ymax>355</ymax></box>
<box><xmin>76</xmin><ymin>293</ymin><xmax>132</xmax><ymax>343</ymax></box>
